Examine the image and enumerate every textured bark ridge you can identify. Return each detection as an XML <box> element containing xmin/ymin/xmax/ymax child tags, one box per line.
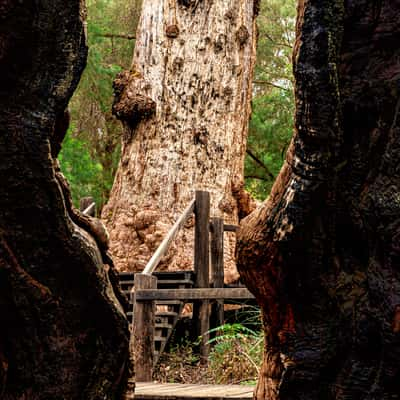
<box><xmin>237</xmin><ymin>1</ymin><xmax>400</xmax><ymax>399</ymax></box>
<box><xmin>0</xmin><ymin>1</ymin><xmax>129</xmax><ymax>399</ymax></box>
<box><xmin>102</xmin><ymin>0</ymin><xmax>258</xmax><ymax>282</ymax></box>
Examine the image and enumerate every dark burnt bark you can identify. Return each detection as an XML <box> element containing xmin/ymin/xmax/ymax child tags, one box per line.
<box><xmin>0</xmin><ymin>2</ymin><xmax>130</xmax><ymax>399</ymax></box>
<box><xmin>237</xmin><ymin>1</ymin><xmax>400</xmax><ymax>399</ymax></box>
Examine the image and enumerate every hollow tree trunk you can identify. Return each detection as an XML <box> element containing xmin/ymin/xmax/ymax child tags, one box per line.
<box><xmin>237</xmin><ymin>1</ymin><xmax>400</xmax><ymax>399</ymax></box>
<box><xmin>102</xmin><ymin>0</ymin><xmax>259</xmax><ymax>281</ymax></box>
<box><xmin>0</xmin><ymin>2</ymin><xmax>130</xmax><ymax>399</ymax></box>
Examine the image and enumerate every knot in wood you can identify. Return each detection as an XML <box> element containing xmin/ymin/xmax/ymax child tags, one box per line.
<box><xmin>166</xmin><ymin>24</ymin><xmax>180</xmax><ymax>38</ymax></box>
<box><xmin>113</xmin><ymin>71</ymin><xmax>130</xmax><ymax>97</ymax></box>
<box><xmin>112</xmin><ymin>91</ymin><xmax>156</xmax><ymax>129</ymax></box>
<box><xmin>197</xmin><ymin>37</ymin><xmax>210</xmax><ymax>51</ymax></box>
<box><xmin>223</xmin><ymin>86</ymin><xmax>233</xmax><ymax>99</ymax></box>
<box><xmin>224</xmin><ymin>9</ymin><xmax>234</xmax><ymax>20</ymax></box>
<box><xmin>133</xmin><ymin>210</ymin><xmax>160</xmax><ymax>231</ymax></box>
<box><xmin>236</xmin><ymin>25</ymin><xmax>249</xmax><ymax>47</ymax></box>
<box><xmin>193</xmin><ymin>126</ymin><xmax>208</xmax><ymax>145</ymax></box>
<box><xmin>177</xmin><ymin>0</ymin><xmax>198</xmax><ymax>8</ymax></box>
<box><xmin>218</xmin><ymin>197</ymin><xmax>235</xmax><ymax>214</ymax></box>
<box><xmin>214</xmin><ymin>33</ymin><xmax>226</xmax><ymax>53</ymax></box>
<box><xmin>173</xmin><ymin>57</ymin><xmax>184</xmax><ymax>72</ymax></box>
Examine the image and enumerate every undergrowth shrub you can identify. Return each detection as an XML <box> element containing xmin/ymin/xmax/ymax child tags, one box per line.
<box><xmin>154</xmin><ymin>341</ymin><xmax>209</xmax><ymax>384</ymax></box>
<box><xmin>206</xmin><ymin>324</ymin><xmax>262</xmax><ymax>384</ymax></box>
<box><xmin>154</xmin><ymin>316</ymin><xmax>262</xmax><ymax>385</ymax></box>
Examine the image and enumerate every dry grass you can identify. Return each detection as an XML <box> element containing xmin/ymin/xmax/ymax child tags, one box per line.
<box><xmin>153</xmin><ymin>323</ymin><xmax>262</xmax><ymax>385</ymax></box>
<box><xmin>154</xmin><ymin>342</ymin><xmax>210</xmax><ymax>384</ymax></box>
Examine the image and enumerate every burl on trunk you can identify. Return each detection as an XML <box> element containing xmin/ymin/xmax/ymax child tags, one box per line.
<box><xmin>0</xmin><ymin>1</ymin><xmax>129</xmax><ymax>399</ymax></box>
<box><xmin>238</xmin><ymin>1</ymin><xmax>400</xmax><ymax>399</ymax></box>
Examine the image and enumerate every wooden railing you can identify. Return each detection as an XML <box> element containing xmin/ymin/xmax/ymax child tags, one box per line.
<box><xmin>82</xmin><ymin>202</ymin><xmax>96</xmax><ymax>216</ymax></box>
<box><xmin>80</xmin><ymin>192</ymin><xmax>254</xmax><ymax>382</ymax></box>
<box><xmin>131</xmin><ymin>190</ymin><xmax>254</xmax><ymax>382</ymax></box>
<box><xmin>142</xmin><ymin>199</ymin><xmax>195</xmax><ymax>275</ymax></box>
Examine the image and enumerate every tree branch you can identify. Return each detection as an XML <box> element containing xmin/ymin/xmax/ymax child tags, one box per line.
<box><xmin>264</xmin><ymin>32</ymin><xmax>293</xmax><ymax>49</ymax></box>
<box><xmin>253</xmin><ymin>80</ymin><xmax>290</xmax><ymax>92</ymax></box>
<box><xmin>95</xmin><ymin>33</ymin><xmax>136</xmax><ymax>40</ymax></box>
<box><xmin>246</xmin><ymin>148</ymin><xmax>275</xmax><ymax>179</ymax></box>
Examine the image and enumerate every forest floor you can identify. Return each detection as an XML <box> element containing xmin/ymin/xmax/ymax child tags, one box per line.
<box><xmin>153</xmin><ymin>311</ymin><xmax>262</xmax><ymax>385</ymax></box>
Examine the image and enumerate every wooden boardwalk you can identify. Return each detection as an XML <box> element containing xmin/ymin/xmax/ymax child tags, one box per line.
<box><xmin>135</xmin><ymin>383</ymin><xmax>255</xmax><ymax>400</ymax></box>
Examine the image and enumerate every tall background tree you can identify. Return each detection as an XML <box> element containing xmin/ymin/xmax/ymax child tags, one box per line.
<box><xmin>59</xmin><ymin>0</ymin><xmax>297</xmax><ymax>207</ymax></box>
<box><xmin>238</xmin><ymin>0</ymin><xmax>400</xmax><ymax>399</ymax></box>
<box><xmin>60</xmin><ymin>0</ymin><xmax>141</xmax><ymax>209</ymax></box>
<box><xmin>0</xmin><ymin>1</ymin><xmax>129</xmax><ymax>398</ymax></box>
<box><xmin>102</xmin><ymin>0</ymin><xmax>259</xmax><ymax>281</ymax></box>
<box><xmin>246</xmin><ymin>0</ymin><xmax>296</xmax><ymax>199</ymax></box>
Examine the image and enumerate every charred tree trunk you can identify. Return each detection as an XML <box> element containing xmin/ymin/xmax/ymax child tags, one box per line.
<box><xmin>102</xmin><ymin>0</ymin><xmax>259</xmax><ymax>282</ymax></box>
<box><xmin>0</xmin><ymin>2</ymin><xmax>130</xmax><ymax>399</ymax></box>
<box><xmin>238</xmin><ymin>1</ymin><xmax>400</xmax><ymax>399</ymax></box>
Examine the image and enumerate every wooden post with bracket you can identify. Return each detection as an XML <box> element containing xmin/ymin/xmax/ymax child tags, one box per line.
<box><xmin>133</xmin><ymin>273</ymin><xmax>157</xmax><ymax>382</ymax></box>
<box><xmin>193</xmin><ymin>190</ymin><xmax>210</xmax><ymax>363</ymax></box>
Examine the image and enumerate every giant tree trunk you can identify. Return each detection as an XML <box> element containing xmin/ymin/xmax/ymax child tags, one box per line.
<box><xmin>0</xmin><ymin>2</ymin><xmax>130</xmax><ymax>399</ymax></box>
<box><xmin>238</xmin><ymin>1</ymin><xmax>400</xmax><ymax>399</ymax></box>
<box><xmin>102</xmin><ymin>0</ymin><xmax>258</xmax><ymax>281</ymax></box>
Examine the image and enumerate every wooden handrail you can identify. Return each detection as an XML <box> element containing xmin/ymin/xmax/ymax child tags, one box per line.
<box><xmin>135</xmin><ymin>287</ymin><xmax>255</xmax><ymax>301</ymax></box>
<box><xmin>142</xmin><ymin>199</ymin><xmax>196</xmax><ymax>276</ymax></box>
<box><xmin>82</xmin><ymin>202</ymin><xmax>96</xmax><ymax>216</ymax></box>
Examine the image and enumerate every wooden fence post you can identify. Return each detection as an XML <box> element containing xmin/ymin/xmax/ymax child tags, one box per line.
<box><xmin>133</xmin><ymin>273</ymin><xmax>157</xmax><ymax>382</ymax></box>
<box><xmin>194</xmin><ymin>190</ymin><xmax>210</xmax><ymax>363</ymax></box>
<box><xmin>210</xmin><ymin>217</ymin><xmax>224</xmax><ymax>333</ymax></box>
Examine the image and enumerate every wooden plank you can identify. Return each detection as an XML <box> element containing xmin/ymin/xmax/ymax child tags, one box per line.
<box><xmin>142</xmin><ymin>199</ymin><xmax>195</xmax><ymax>275</ymax></box>
<box><xmin>223</xmin><ymin>224</ymin><xmax>238</xmax><ymax>232</ymax></box>
<box><xmin>133</xmin><ymin>274</ymin><xmax>157</xmax><ymax>382</ymax></box>
<box><xmin>134</xmin><ymin>383</ymin><xmax>255</xmax><ymax>400</ymax></box>
<box><xmin>193</xmin><ymin>190</ymin><xmax>210</xmax><ymax>364</ymax></box>
<box><xmin>210</xmin><ymin>217</ymin><xmax>224</xmax><ymax>331</ymax></box>
<box><xmin>135</xmin><ymin>288</ymin><xmax>255</xmax><ymax>301</ymax></box>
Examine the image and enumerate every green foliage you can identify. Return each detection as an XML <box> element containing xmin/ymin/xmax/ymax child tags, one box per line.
<box><xmin>63</xmin><ymin>0</ymin><xmax>141</xmax><ymax>210</ymax></box>
<box><xmin>207</xmin><ymin>323</ymin><xmax>259</xmax><ymax>345</ymax></box>
<box><xmin>246</xmin><ymin>88</ymin><xmax>294</xmax><ymax>199</ymax></box>
<box><xmin>206</xmin><ymin>322</ymin><xmax>262</xmax><ymax>385</ymax></box>
<box><xmin>255</xmin><ymin>0</ymin><xmax>295</xmax><ymax>88</ymax></box>
<box><xmin>58</xmin><ymin>128</ymin><xmax>104</xmax><ymax>208</ymax></box>
<box><xmin>245</xmin><ymin>0</ymin><xmax>296</xmax><ymax>200</ymax></box>
<box><xmin>62</xmin><ymin>0</ymin><xmax>296</xmax><ymax>207</ymax></box>
<box><xmin>154</xmin><ymin>322</ymin><xmax>263</xmax><ymax>385</ymax></box>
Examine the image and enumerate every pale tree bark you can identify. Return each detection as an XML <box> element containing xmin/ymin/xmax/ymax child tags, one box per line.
<box><xmin>238</xmin><ymin>0</ymin><xmax>400</xmax><ymax>399</ymax></box>
<box><xmin>0</xmin><ymin>1</ymin><xmax>130</xmax><ymax>399</ymax></box>
<box><xmin>102</xmin><ymin>0</ymin><xmax>259</xmax><ymax>282</ymax></box>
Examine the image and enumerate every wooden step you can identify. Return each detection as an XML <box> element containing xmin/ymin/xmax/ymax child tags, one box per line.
<box><xmin>155</xmin><ymin>313</ymin><xmax>178</xmax><ymax>326</ymax></box>
<box><xmin>156</xmin><ymin>300</ymin><xmax>182</xmax><ymax>305</ymax></box>
<box><xmin>155</xmin><ymin>310</ymin><xmax>179</xmax><ymax>317</ymax></box>
<box><xmin>119</xmin><ymin>271</ymin><xmax>194</xmax><ymax>281</ymax></box>
<box><xmin>127</xmin><ymin>309</ymin><xmax>180</xmax><ymax>318</ymax></box>
<box><xmin>155</xmin><ymin>322</ymin><xmax>174</xmax><ymax>329</ymax></box>
<box><xmin>121</xmin><ymin>279</ymin><xmax>193</xmax><ymax>288</ymax></box>
<box><xmin>119</xmin><ymin>272</ymin><xmax>190</xmax><ymax>367</ymax></box>
<box><xmin>119</xmin><ymin>272</ymin><xmax>195</xmax><ymax>292</ymax></box>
